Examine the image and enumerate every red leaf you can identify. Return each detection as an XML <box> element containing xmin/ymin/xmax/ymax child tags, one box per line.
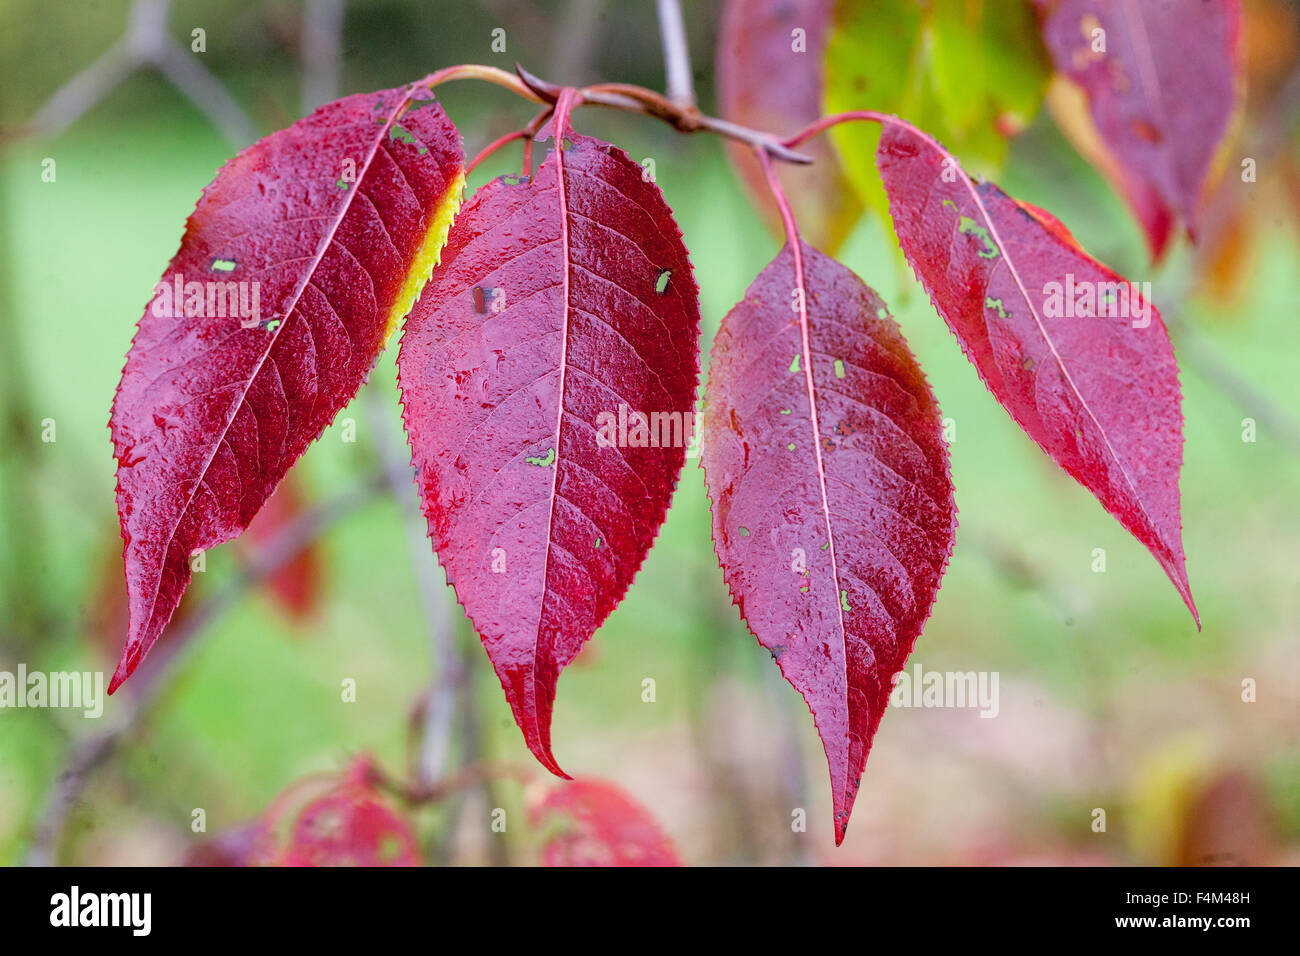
<box><xmin>184</xmin><ymin>822</ymin><xmax>278</xmax><ymax>867</ymax></box>
<box><xmin>109</xmin><ymin>84</ymin><xmax>465</xmax><ymax>691</ymax></box>
<box><xmin>187</xmin><ymin>758</ymin><xmax>417</xmax><ymax>866</ymax></box>
<box><xmin>717</xmin><ymin>0</ymin><xmax>862</xmax><ymax>253</ymax></box>
<box><xmin>875</xmin><ymin>116</ymin><xmax>1197</xmax><ymax>624</ymax></box>
<box><xmin>1037</xmin><ymin>0</ymin><xmax>1242</xmax><ymax>259</ymax></box>
<box><xmin>530</xmin><ymin>778</ymin><xmax>681</xmax><ymax>866</ymax></box>
<box><xmin>240</xmin><ymin>472</ymin><xmax>322</xmax><ymax>622</ymax></box>
<box><xmin>701</xmin><ymin>241</ymin><xmax>956</xmax><ymax>845</ymax></box>
<box><xmin>398</xmin><ymin>98</ymin><xmax>700</xmax><ymax>776</ymax></box>
<box><xmin>281</xmin><ymin>785</ymin><xmax>420</xmax><ymax>867</ymax></box>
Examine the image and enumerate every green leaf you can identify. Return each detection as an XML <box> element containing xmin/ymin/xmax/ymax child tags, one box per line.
<box><xmin>824</xmin><ymin>0</ymin><xmax>1050</xmax><ymax>223</ymax></box>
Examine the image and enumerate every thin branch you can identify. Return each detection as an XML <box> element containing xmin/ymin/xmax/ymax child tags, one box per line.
<box><xmin>300</xmin><ymin>0</ymin><xmax>346</xmax><ymax>112</ymax></box>
<box><xmin>655</xmin><ymin>0</ymin><xmax>696</xmax><ymax>109</ymax></box>
<box><xmin>369</xmin><ymin>760</ymin><xmax>535</xmax><ymax>806</ymax></box>
<box><xmin>423</xmin><ymin>63</ymin><xmax>547</xmax><ymax>102</ymax></box>
<box><xmin>24</xmin><ymin>474</ymin><xmax>385</xmax><ymax>866</ymax></box>
<box><xmin>362</xmin><ymin>393</ymin><xmax>458</xmax><ymax>789</ymax></box>
<box><xmin>152</xmin><ymin>38</ymin><xmax>258</xmax><ymax>146</ymax></box>
<box><xmin>28</xmin><ymin>41</ymin><xmax>135</xmax><ymax>138</ymax></box>
<box><xmin>516</xmin><ymin>66</ymin><xmax>815</xmax><ymax>164</ymax></box>
<box><xmin>422</xmin><ymin>63</ymin><xmax>814</xmax><ymax>163</ymax></box>
<box><xmin>552</xmin><ymin>0</ymin><xmax>603</xmax><ymax>86</ymax></box>
<box><xmin>1172</xmin><ymin>320</ymin><xmax>1300</xmax><ymax>455</ymax></box>
<box><xmin>780</xmin><ymin>109</ymin><xmax>891</xmax><ymax>149</ymax></box>
<box><xmin>465</xmin><ymin>107</ymin><xmax>553</xmax><ymax>176</ymax></box>
<box><xmin>24</xmin><ymin>0</ymin><xmax>256</xmax><ymax>148</ymax></box>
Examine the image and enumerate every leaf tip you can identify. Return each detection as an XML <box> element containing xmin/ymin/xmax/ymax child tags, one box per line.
<box><xmin>1160</xmin><ymin>553</ymin><xmax>1199</xmax><ymax>630</ymax></box>
<box><xmin>528</xmin><ymin>741</ymin><xmax>570</xmax><ymax>780</ymax></box>
<box><xmin>1181</xmin><ymin>583</ymin><xmax>1201</xmax><ymax>632</ymax></box>
<box><xmin>107</xmin><ymin>655</ymin><xmax>134</xmax><ymax>695</ymax></box>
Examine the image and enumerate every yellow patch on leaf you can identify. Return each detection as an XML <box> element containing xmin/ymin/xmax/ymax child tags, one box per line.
<box><xmin>381</xmin><ymin>167</ymin><xmax>466</xmax><ymax>348</ymax></box>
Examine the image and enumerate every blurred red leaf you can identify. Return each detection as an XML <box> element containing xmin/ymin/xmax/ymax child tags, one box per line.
<box><xmin>191</xmin><ymin>758</ymin><xmax>420</xmax><ymax>867</ymax></box>
<box><xmin>717</xmin><ymin>0</ymin><xmax>862</xmax><ymax>252</ymax></box>
<box><xmin>239</xmin><ymin>472</ymin><xmax>322</xmax><ymax>623</ymax></box>
<box><xmin>281</xmin><ymin>786</ymin><xmax>421</xmax><ymax>867</ymax></box>
<box><xmin>1037</xmin><ymin>0</ymin><xmax>1242</xmax><ymax>260</ymax></box>
<box><xmin>530</xmin><ymin>778</ymin><xmax>681</xmax><ymax>867</ymax></box>
<box><xmin>184</xmin><ymin>822</ymin><xmax>278</xmax><ymax>867</ymax></box>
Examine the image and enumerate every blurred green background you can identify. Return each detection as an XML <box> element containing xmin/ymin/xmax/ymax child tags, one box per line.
<box><xmin>0</xmin><ymin>0</ymin><xmax>1297</xmax><ymax>865</ymax></box>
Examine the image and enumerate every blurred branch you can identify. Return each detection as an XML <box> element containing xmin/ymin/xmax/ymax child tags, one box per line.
<box><xmin>758</xmin><ymin>663</ymin><xmax>813</xmax><ymax>865</ymax></box>
<box><xmin>514</xmin><ymin>67</ymin><xmax>814</xmax><ymax>164</ymax></box>
<box><xmin>26</xmin><ymin>0</ymin><xmax>255</xmax><ymax>147</ymax></box>
<box><xmin>552</xmin><ymin>0</ymin><xmax>602</xmax><ymax>86</ymax></box>
<box><xmin>655</xmin><ymin>0</ymin><xmax>695</xmax><ymax>109</ymax></box>
<box><xmin>300</xmin><ymin>0</ymin><xmax>346</xmax><ymax>112</ymax></box>
<box><xmin>363</xmin><ymin>391</ymin><xmax>514</xmax><ymax>864</ymax></box>
<box><xmin>963</xmin><ymin>524</ymin><xmax>1091</xmax><ymax>623</ymax></box>
<box><xmin>362</xmin><ymin>392</ymin><xmax>459</xmax><ymax>789</ymax></box>
<box><xmin>1172</xmin><ymin>320</ymin><xmax>1300</xmax><ymax>455</ymax></box>
<box><xmin>369</xmin><ymin>759</ymin><xmax>534</xmax><ymax>806</ymax></box>
<box><xmin>1163</xmin><ymin>60</ymin><xmax>1300</xmax><ymax>457</ymax></box>
<box><xmin>24</xmin><ymin>473</ymin><xmax>385</xmax><ymax>866</ymax></box>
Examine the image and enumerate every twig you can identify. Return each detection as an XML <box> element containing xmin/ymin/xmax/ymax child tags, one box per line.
<box><xmin>655</xmin><ymin>0</ymin><xmax>696</xmax><ymax>109</ymax></box>
<box><xmin>26</xmin><ymin>0</ymin><xmax>256</xmax><ymax>147</ymax></box>
<box><xmin>465</xmin><ymin>106</ymin><xmax>553</xmax><ymax>176</ymax></box>
<box><xmin>519</xmin><ymin>66</ymin><xmax>815</xmax><ymax>165</ymax></box>
<box><xmin>362</xmin><ymin>392</ymin><xmax>459</xmax><ymax>789</ymax></box>
<box><xmin>1173</xmin><ymin>321</ymin><xmax>1300</xmax><ymax>455</ymax></box>
<box><xmin>552</xmin><ymin>0</ymin><xmax>602</xmax><ymax>86</ymax></box>
<box><xmin>300</xmin><ymin>0</ymin><xmax>346</xmax><ymax>112</ymax></box>
<box><xmin>420</xmin><ymin>63</ymin><xmax>813</xmax><ymax>165</ymax></box>
<box><xmin>24</xmin><ymin>474</ymin><xmax>386</xmax><ymax>866</ymax></box>
<box><xmin>368</xmin><ymin>760</ymin><xmax>535</xmax><ymax>806</ymax></box>
<box><xmin>151</xmin><ymin>34</ymin><xmax>259</xmax><ymax>146</ymax></box>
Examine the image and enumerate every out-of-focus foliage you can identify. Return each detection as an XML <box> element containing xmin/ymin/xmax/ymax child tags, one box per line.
<box><xmin>825</xmin><ymin>0</ymin><xmax>1050</xmax><ymax>224</ymax></box>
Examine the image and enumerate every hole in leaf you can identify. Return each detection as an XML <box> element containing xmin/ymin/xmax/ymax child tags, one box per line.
<box><xmin>525</xmin><ymin>447</ymin><xmax>555</xmax><ymax>467</ymax></box>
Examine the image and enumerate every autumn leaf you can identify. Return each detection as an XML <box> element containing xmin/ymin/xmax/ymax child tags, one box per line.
<box><xmin>239</xmin><ymin>472</ymin><xmax>322</xmax><ymax>623</ymax></box>
<box><xmin>281</xmin><ymin>784</ymin><xmax>420</xmax><ymax>867</ymax></box>
<box><xmin>398</xmin><ymin>96</ymin><xmax>701</xmax><ymax>777</ymax></box>
<box><xmin>187</xmin><ymin>757</ymin><xmax>419</xmax><ymax>866</ymax></box>
<box><xmin>183</xmin><ymin>822</ymin><xmax>278</xmax><ymax>867</ymax></box>
<box><xmin>530</xmin><ymin>778</ymin><xmax>682</xmax><ymax>866</ymax></box>
<box><xmin>825</xmin><ymin>0</ymin><xmax>1049</xmax><ymax>227</ymax></box>
<box><xmin>109</xmin><ymin>84</ymin><xmax>465</xmax><ymax>691</ymax></box>
<box><xmin>875</xmin><ymin>115</ymin><xmax>1197</xmax><ymax>623</ymax></box>
<box><xmin>701</xmin><ymin>240</ymin><xmax>956</xmax><ymax>845</ymax></box>
<box><xmin>1036</xmin><ymin>0</ymin><xmax>1242</xmax><ymax>260</ymax></box>
<box><xmin>717</xmin><ymin>0</ymin><xmax>862</xmax><ymax>252</ymax></box>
